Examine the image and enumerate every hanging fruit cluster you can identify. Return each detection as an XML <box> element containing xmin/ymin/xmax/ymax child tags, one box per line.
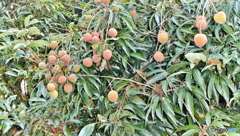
<box><xmin>38</xmin><ymin>41</ymin><xmax>80</xmax><ymax>99</ymax></box>
<box><xmin>81</xmin><ymin>29</ymin><xmax>114</xmax><ymax>68</ymax></box>
<box><xmin>194</xmin><ymin>0</ymin><xmax>226</xmax><ymax>47</ymax></box>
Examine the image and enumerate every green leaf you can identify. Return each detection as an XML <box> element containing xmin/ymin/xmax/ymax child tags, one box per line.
<box><xmin>121</xmin><ymin>110</ymin><xmax>140</xmax><ymax>120</ymax></box>
<box><xmin>125</xmin><ymin>40</ymin><xmax>136</xmax><ymax>52</ymax></box>
<box><xmin>176</xmin><ymin>28</ymin><xmax>186</xmax><ymax>42</ymax></box>
<box><xmin>121</xmin><ymin>17</ymin><xmax>136</xmax><ymax>35</ymax></box>
<box><xmin>221</xmin><ymin>75</ymin><xmax>236</xmax><ymax>92</ymax></box>
<box><xmin>168</xmin><ymin>71</ymin><xmax>187</xmax><ymax>78</ymax></box>
<box><xmin>182</xmin><ymin>129</ymin><xmax>200</xmax><ymax>136</ymax></box>
<box><xmin>162</xmin><ymin>97</ymin><xmax>176</xmax><ymax>125</ymax></box>
<box><xmin>146</xmin><ymin>71</ymin><xmax>168</xmax><ymax>85</ymax></box>
<box><xmin>175</xmin><ymin>125</ymin><xmax>199</xmax><ymax>132</ymax></box>
<box><xmin>83</xmin><ymin>80</ymin><xmax>92</xmax><ymax>97</ymax></box>
<box><xmin>28</xmin><ymin>27</ymin><xmax>40</xmax><ymax>35</ymax></box>
<box><xmin>114</xmin><ymin>81</ymin><xmax>129</xmax><ymax>91</ymax></box>
<box><xmin>221</xmin><ymin>23</ymin><xmax>236</xmax><ymax>41</ymax></box>
<box><xmin>214</xmin><ymin>25</ymin><xmax>222</xmax><ymax>42</ymax></box>
<box><xmin>185</xmin><ymin>53</ymin><xmax>206</xmax><ymax>64</ymax></box>
<box><xmin>212</xmin><ymin>121</ymin><xmax>230</xmax><ymax>128</ymax></box>
<box><xmin>16</xmin><ymin>29</ymin><xmax>28</xmax><ymax>37</ymax></box>
<box><xmin>215</xmin><ymin>79</ymin><xmax>229</xmax><ymax>103</ymax></box>
<box><xmin>193</xmin><ymin>69</ymin><xmax>206</xmax><ymax>93</ymax></box>
<box><xmin>87</xmin><ymin>77</ymin><xmax>100</xmax><ymax>91</ymax></box>
<box><xmin>145</xmin><ymin>69</ymin><xmax>166</xmax><ymax>77</ymax></box>
<box><xmin>28</xmin><ymin>19</ymin><xmax>40</xmax><ymax>27</ymax></box>
<box><xmin>5</xmin><ymin>71</ymin><xmax>18</xmax><ymax>77</ymax></box>
<box><xmin>31</xmin><ymin>40</ymin><xmax>49</xmax><ymax>47</ymax></box>
<box><xmin>185</xmin><ymin>92</ymin><xmax>194</xmax><ymax>117</ymax></box>
<box><xmin>78</xmin><ymin>123</ymin><xmax>96</xmax><ymax>136</ymax></box>
<box><xmin>0</xmin><ymin>115</ymin><xmax>9</xmax><ymax>120</ymax></box>
<box><xmin>129</xmin><ymin>95</ymin><xmax>146</xmax><ymax>106</ymax></box>
<box><xmin>0</xmin><ymin>31</ymin><xmax>15</xmax><ymax>37</ymax></box>
<box><xmin>206</xmin><ymin>112</ymin><xmax>211</xmax><ymax>126</ymax></box>
<box><xmin>24</xmin><ymin>15</ymin><xmax>33</xmax><ymax>27</ymax></box>
<box><xmin>207</xmin><ymin>73</ymin><xmax>216</xmax><ymax>99</ymax></box>
<box><xmin>172</xmin><ymin>16</ymin><xmax>180</xmax><ymax>26</ymax></box>
<box><xmin>124</xmin><ymin>124</ymin><xmax>135</xmax><ymax>133</ymax></box>
<box><xmin>177</xmin><ymin>88</ymin><xmax>185</xmax><ymax>111</ymax></box>
<box><xmin>14</xmin><ymin>43</ymin><xmax>28</xmax><ymax>49</ymax></box>
<box><xmin>118</xmin><ymin>39</ymin><xmax>129</xmax><ymax>57</ymax></box>
<box><xmin>185</xmin><ymin>71</ymin><xmax>192</xmax><ymax>90</ymax></box>
<box><xmin>129</xmin><ymin>52</ymin><xmax>146</xmax><ymax>61</ymax></box>
<box><xmin>2</xmin><ymin>120</ymin><xmax>13</xmax><ymax>134</ymax></box>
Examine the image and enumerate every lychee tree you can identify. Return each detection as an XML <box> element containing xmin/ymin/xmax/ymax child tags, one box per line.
<box><xmin>0</xmin><ymin>0</ymin><xmax>240</xmax><ymax>135</ymax></box>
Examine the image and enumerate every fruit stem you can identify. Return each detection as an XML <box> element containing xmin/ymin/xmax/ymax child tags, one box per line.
<box><xmin>208</xmin><ymin>0</ymin><xmax>218</xmax><ymax>13</ymax></box>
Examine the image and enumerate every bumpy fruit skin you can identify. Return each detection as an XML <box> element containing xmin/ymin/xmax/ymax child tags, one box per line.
<box><xmin>52</xmin><ymin>65</ymin><xmax>61</xmax><ymax>73</ymax></box>
<box><xmin>92</xmin><ymin>54</ymin><xmax>102</xmax><ymax>63</ymax></box>
<box><xmin>50</xmin><ymin>90</ymin><xmax>58</xmax><ymax>99</ymax></box>
<box><xmin>68</xmin><ymin>74</ymin><xmax>77</xmax><ymax>83</ymax></box>
<box><xmin>53</xmin><ymin>74</ymin><xmax>62</xmax><ymax>81</ymax></box>
<box><xmin>94</xmin><ymin>0</ymin><xmax>101</xmax><ymax>4</ymax></box>
<box><xmin>49</xmin><ymin>50</ymin><xmax>56</xmax><ymax>55</ymax></box>
<box><xmin>58</xmin><ymin>50</ymin><xmax>67</xmax><ymax>57</ymax></box>
<box><xmin>91</xmin><ymin>32</ymin><xmax>100</xmax><ymax>37</ymax></box>
<box><xmin>83</xmin><ymin>33</ymin><xmax>92</xmax><ymax>42</ymax></box>
<box><xmin>130</xmin><ymin>10</ymin><xmax>137</xmax><ymax>18</ymax></box>
<box><xmin>157</xmin><ymin>30</ymin><xmax>168</xmax><ymax>44</ymax></box>
<box><xmin>103</xmin><ymin>49</ymin><xmax>112</xmax><ymax>60</ymax></box>
<box><xmin>58</xmin><ymin>76</ymin><xmax>67</xmax><ymax>84</ymax></box>
<box><xmin>154</xmin><ymin>51</ymin><xmax>164</xmax><ymax>62</ymax></box>
<box><xmin>196</xmin><ymin>20</ymin><xmax>207</xmax><ymax>30</ymax></box>
<box><xmin>73</xmin><ymin>65</ymin><xmax>81</xmax><ymax>73</ymax></box>
<box><xmin>50</xmin><ymin>41</ymin><xmax>58</xmax><ymax>49</ymax></box>
<box><xmin>195</xmin><ymin>16</ymin><xmax>206</xmax><ymax>23</ymax></box>
<box><xmin>194</xmin><ymin>34</ymin><xmax>207</xmax><ymax>47</ymax></box>
<box><xmin>52</xmin><ymin>82</ymin><xmax>58</xmax><ymax>89</ymax></box>
<box><xmin>108</xmin><ymin>28</ymin><xmax>118</xmax><ymax>37</ymax></box>
<box><xmin>102</xmin><ymin>0</ymin><xmax>110</xmax><ymax>4</ymax></box>
<box><xmin>48</xmin><ymin>55</ymin><xmax>57</xmax><ymax>63</ymax></box>
<box><xmin>198</xmin><ymin>113</ymin><xmax>205</xmax><ymax>118</ymax></box>
<box><xmin>108</xmin><ymin>90</ymin><xmax>118</xmax><ymax>102</ymax></box>
<box><xmin>83</xmin><ymin>58</ymin><xmax>93</xmax><ymax>67</ymax></box>
<box><xmin>47</xmin><ymin>83</ymin><xmax>55</xmax><ymax>91</ymax></box>
<box><xmin>91</xmin><ymin>36</ymin><xmax>100</xmax><ymax>44</ymax></box>
<box><xmin>64</xmin><ymin>83</ymin><xmax>73</xmax><ymax>93</ymax></box>
<box><xmin>85</xmin><ymin>15</ymin><xmax>92</xmax><ymax>20</ymax></box>
<box><xmin>38</xmin><ymin>62</ymin><xmax>46</xmax><ymax>69</ymax></box>
<box><xmin>61</xmin><ymin>54</ymin><xmax>71</xmax><ymax>62</ymax></box>
<box><xmin>214</xmin><ymin>11</ymin><xmax>226</xmax><ymax>24</ymax></box>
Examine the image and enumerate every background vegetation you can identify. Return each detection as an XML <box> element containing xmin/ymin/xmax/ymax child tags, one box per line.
<box><xmin>0</xmin><ymin>0</ymin><xmax>240</xmax><ymax>135</ymax></box>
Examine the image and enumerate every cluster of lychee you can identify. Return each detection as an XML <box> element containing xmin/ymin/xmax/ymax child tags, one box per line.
<box><xmin>86</xmin><ymin>0</ymin><xmax>139</xmax><ymax>103</ymax></box>
<box><xmin>194</xmin><ymin>1</ymin><xmax>226</xmax><ymax>47</ymax></box>
<box><xmin>38</xmin><ymin>41</ymin><xmax>80</xmax><ymax>99</ymax></box>
<box><xmin>82</xmin><ymin>28</ymin><xmax>119</xmax><ymax>102</ymax></box>
<box><xmin>81</xmin><ymin>28</ymin><xmax>117</xmax><ymax>68</ymax></box>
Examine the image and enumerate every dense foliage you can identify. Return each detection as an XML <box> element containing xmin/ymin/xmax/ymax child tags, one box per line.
<box><xmin>0</xmin><ymin>0</ymin><xmax>240</xmax><ymax>135</ymax></box>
